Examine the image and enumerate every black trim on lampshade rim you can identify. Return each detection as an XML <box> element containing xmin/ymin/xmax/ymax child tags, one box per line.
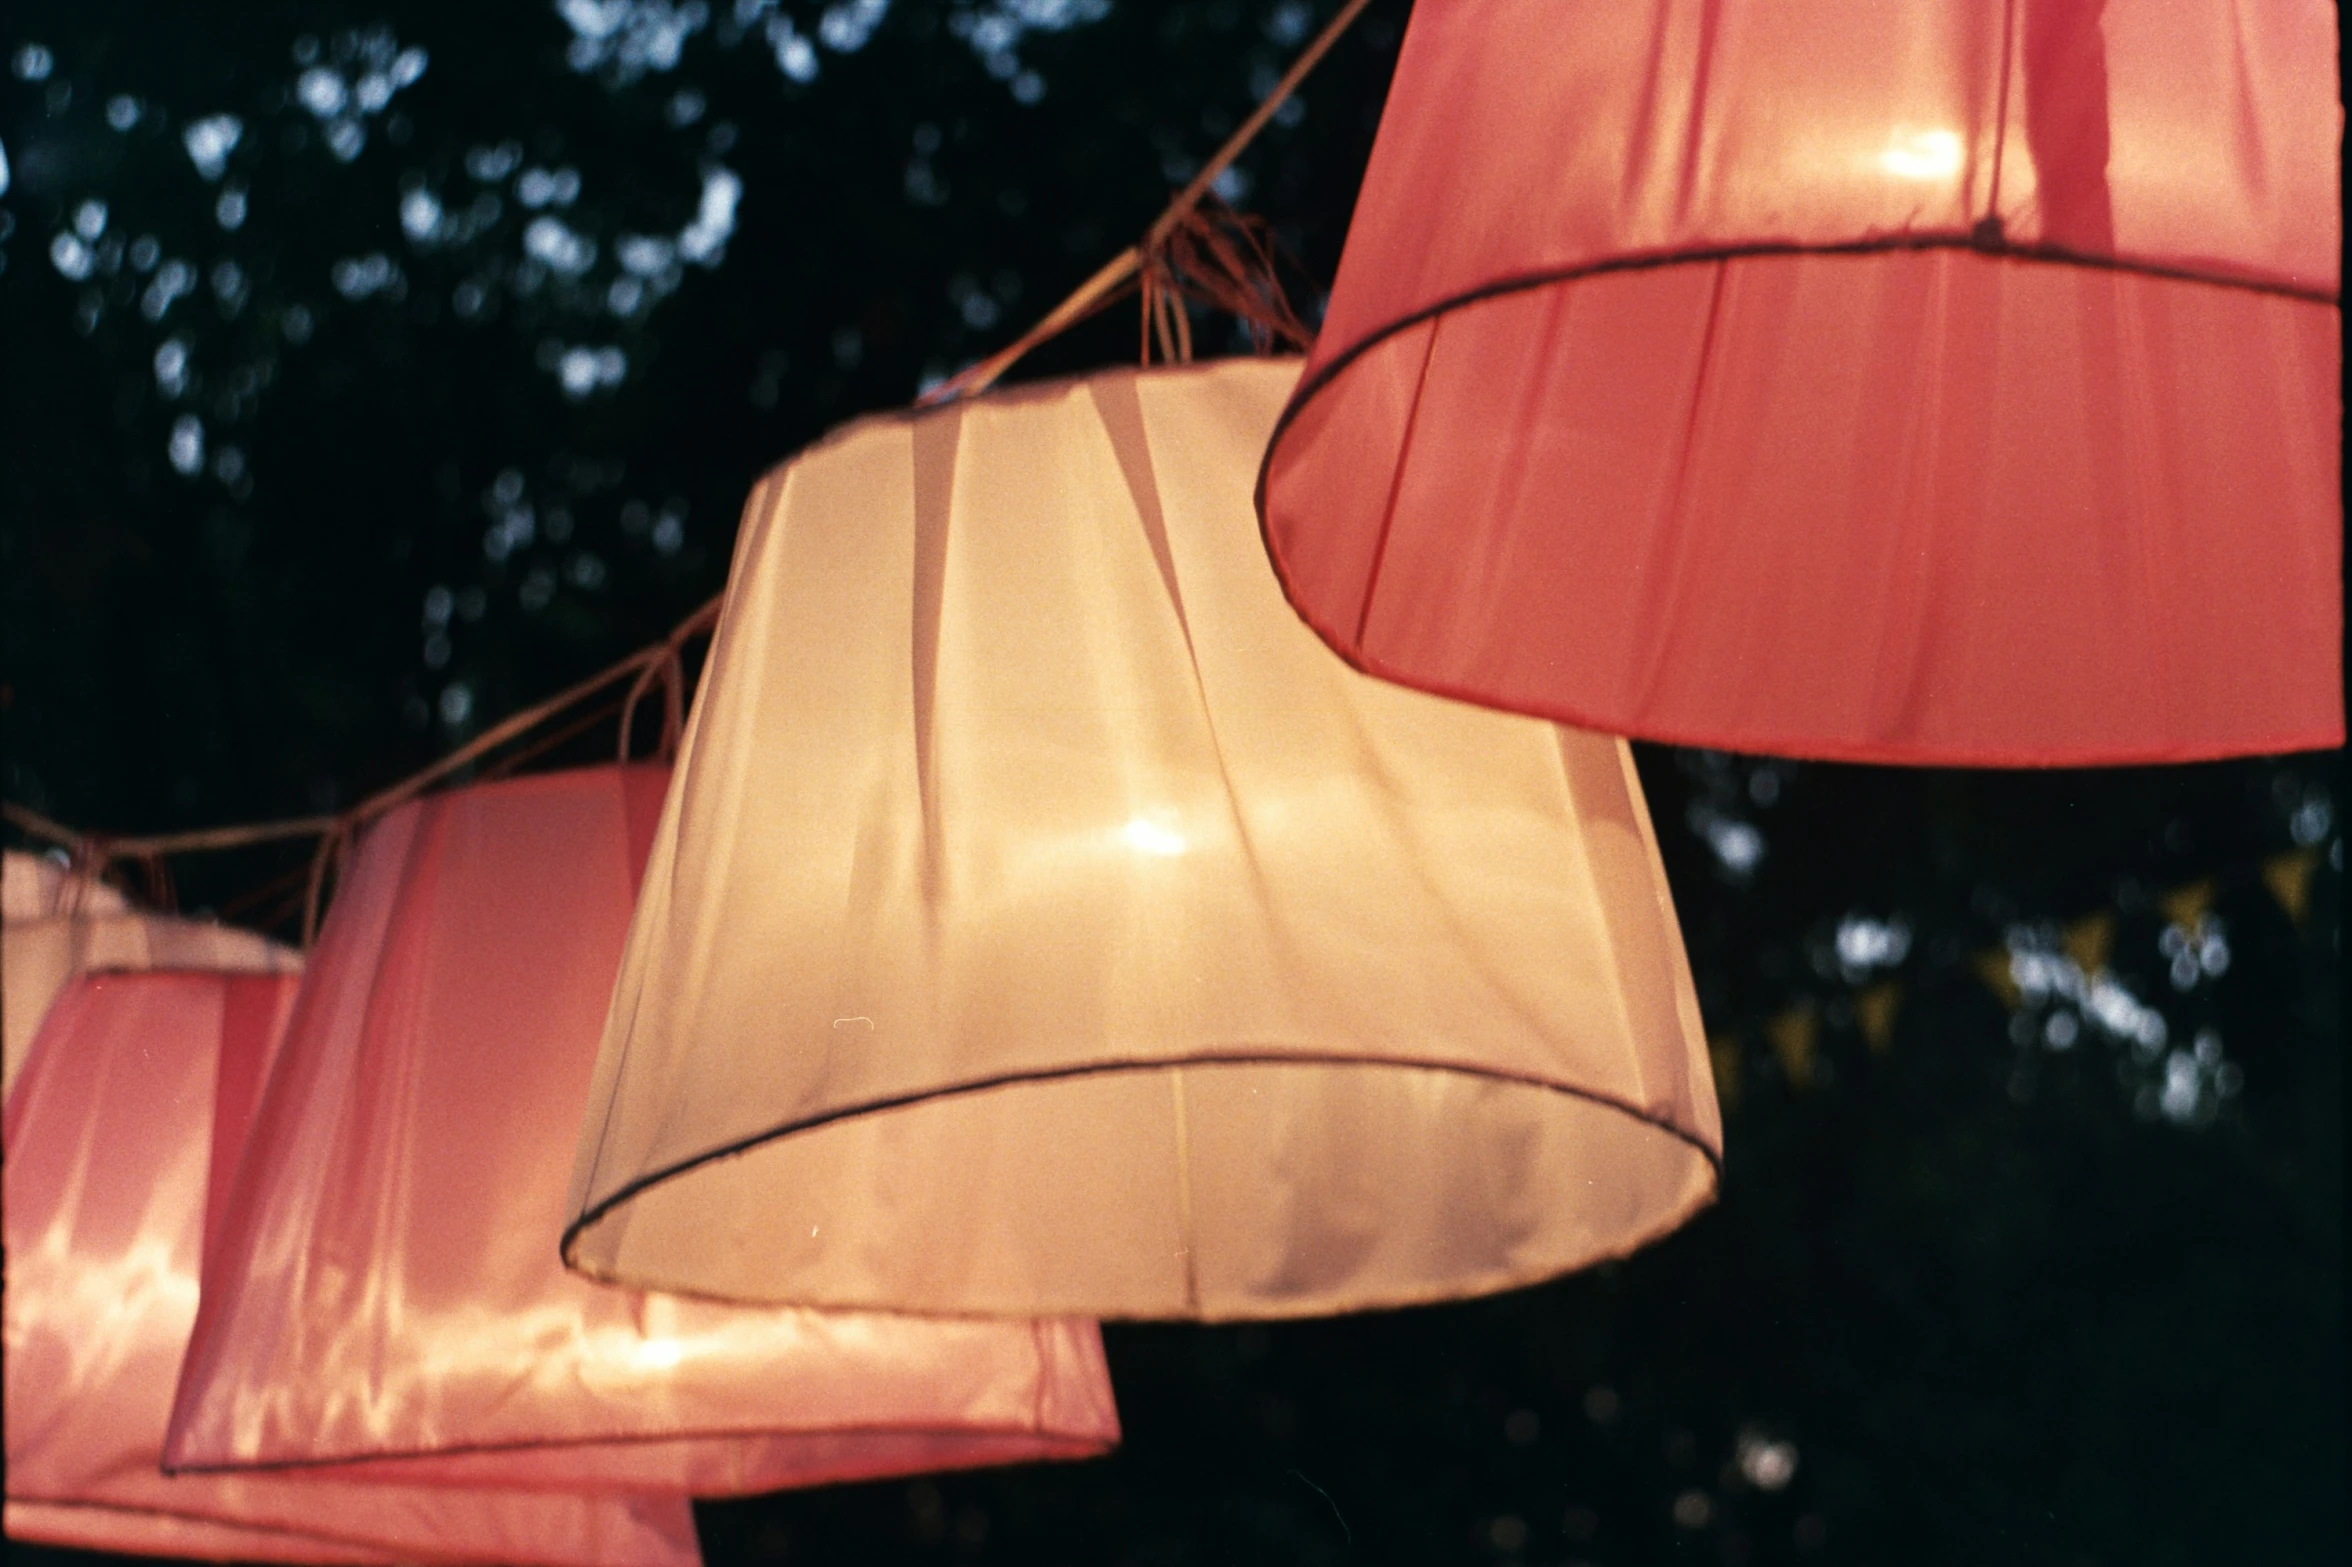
<box><xmin>561</xmin><ymin>1049</ymin><xmax>1726</xmax><ymax>1282</ymax></box>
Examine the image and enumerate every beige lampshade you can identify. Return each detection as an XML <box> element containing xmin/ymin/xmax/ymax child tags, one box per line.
<box><xmin>563</xmin><ymin>358</ymin><xmax>1721</xmax><ymax>1322</ymax></box>
<box><xmin>2</xmin><ymin>849</ymin><xmax>302</xmax><ymax>1097</ymax></box>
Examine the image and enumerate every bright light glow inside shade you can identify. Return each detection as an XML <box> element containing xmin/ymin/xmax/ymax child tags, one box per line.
<box><xmin>1877</xmin><ymin>127</ymin><xmax>1963</xmax><ymax>181</ymax></box>
<box><xmin>1119</xmin><ymin>817</ymin><xmax>1187</xmax><ymax>857</ymax></box>
<box><xmin>630</xmin><ymin>1337</ymin><xmax>684</xmax><ymax>1371</ymax></box>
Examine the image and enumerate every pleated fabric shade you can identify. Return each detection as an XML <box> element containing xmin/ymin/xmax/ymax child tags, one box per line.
<box><xmin>2</xmin><ymin>970</ymin><xmax>700</xmax><ymax>1566</ymax></box>
<box><xmin>3</xmin><ymin>847</ymin><xmax>301</xmax><ymax>1096</ymax></box>
<box><xmin>163</xmin><ymin>764</ymin><xmax>1119</xmax><ymax>1489</ymax></box>
<box><xmin>1258</xmin><ymin>0</ymin><xmax>2342</xmax><ymax>765</ymax></box>
<box><xmin>562</xmin><ymin>359</ymin><xmax>1719</xmax><ymax>1322</ymax></box>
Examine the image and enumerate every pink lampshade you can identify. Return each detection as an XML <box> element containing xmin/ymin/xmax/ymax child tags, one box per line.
<box><xmin>2</xmin><ymin>969</ymin><xmax>701</xmax><ymax>1566</ymax></box>
<box><xmin>1259</xmin><ymin>0</ymin><xmax>2341</xmax><ymax>765</ymax></box>
<box><xmin>162</xmin><ymin>764</ymin><xmax>1119</xmax><ymax>1490</ymax></box>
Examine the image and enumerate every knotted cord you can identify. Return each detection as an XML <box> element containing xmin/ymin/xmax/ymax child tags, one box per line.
<box><xmin>918</xmin><ymin>0</ymin><xmax>1371</xmax><ymax>403</ymax></box>
<box><xmin>1139</xmin><ymin>199</ymin><xmax>1315</xmax><ymax>366</ymax></box>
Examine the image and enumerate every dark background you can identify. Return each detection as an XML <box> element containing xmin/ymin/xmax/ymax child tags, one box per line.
<box><xmin>1</xmin><ymin>3</ymin><xmax>2340</xmax><ymax>1563</ymax></box>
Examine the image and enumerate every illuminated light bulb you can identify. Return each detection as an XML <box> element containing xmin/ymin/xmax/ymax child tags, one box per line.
<box><xmin>1877</xmin><ymin>127</ymin><xmax>1962</xmax><ymax>181</ymax></box>
<box><xmin>1119</xmin><ymin>818</ymin><xmax>1188</xmax><ymax>857</ymax></box>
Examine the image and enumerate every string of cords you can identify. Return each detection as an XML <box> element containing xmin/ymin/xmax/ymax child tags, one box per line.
<box><xmin>3</xmin><ymin>0</ymin><xmax>1377</xmax><ymax>927</ymax></box>
<box><xmin>918</xmin><ymin>0</ymin><xmax>1371</xmax><ymax>403</ymax></box>
<box><xmin>4</xmin><ymin>594</ymin><xmax>721</xmax><ymax>942</ymax></box>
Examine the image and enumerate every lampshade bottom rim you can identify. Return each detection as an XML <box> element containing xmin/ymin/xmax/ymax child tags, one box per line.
<box><xmin>157</xmin><ymin>1426</ymin><xmax>1117</xmax><ymax>1493</ymax></box>
<box><xmin>1296</xmin><ymin>641</ymin><xmax>2342</xmax><ymax>770</ymax></box>
<box><xmin>3</xmin><ymin>1496</ymin><xmax>419</xmax><ymax>1565</ymax></box>
<box><xmin>567</xmin><ymin>1055</ymin><xmax>1722</xmax><ymax>1322</ymax></box>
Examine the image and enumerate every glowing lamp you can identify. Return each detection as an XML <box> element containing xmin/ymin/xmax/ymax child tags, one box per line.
<box><xmin>3</xmin><ymin>847</ymin><xmax>299</xmax><ymax>1095</ymax></box>
<box><xmin>162</xmin><ymin>765</ymin><xmax>1119</xmax><ymax>1490</ymax></box>
<box><xmin>3</xmin><ymin>970</ymin><xmax>699</xmax><ymax>1566</ymax></box>
<box><xmin>1258</xmin><ymin>0</ymin><xmax>2342</xmax><ymax>764</ymax></box>
<box><xmin>562</xmin><ymin>360</ymin><xmax>1720</xmax><ymax>1321</ymax></box>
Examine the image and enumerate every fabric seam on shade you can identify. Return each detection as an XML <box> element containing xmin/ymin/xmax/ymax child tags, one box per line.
<box><xmin>1350</xmin><ymin>315</ymin><xmax>1440</xmax><ymax>647</ymax></box>
<box><xmin>563</xmin><ymin>1051</ymin><xmax>1726</xmax><ymax>1266</ymax></box>
<box><xmin>1621</xmin><ymin>259</ymin><xmax>1734</xmax><ymax>720</ymax></box>
<box><xmin>1284</xmin><ymin>608</ymin><xmax>2345</xmax><ymax>769</ymax></box>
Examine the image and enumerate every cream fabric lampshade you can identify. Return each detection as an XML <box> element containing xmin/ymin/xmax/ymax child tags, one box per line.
<box><xmin>3</xmin><ymin>970</ymin><xmax>700</xmax><ymax>1566</ymax></box>
<box><xmin>163</xmin><ymin>765</ymin><xmax>1118</xmax><ymax>1490</ymax></box>
<box><xmin>563</xmin><ymin>359</ymin><xmax>1721</xmax><ymax>1322</ymax></box>
<box><xmin>3</xmin><ymin>847</ymin><xmax>301</xmax><ymax>1097</ymax></box>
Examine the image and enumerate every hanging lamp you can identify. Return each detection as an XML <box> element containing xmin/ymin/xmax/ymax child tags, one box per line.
<box><xmin>1257</xmin><ymin>0</ymin><xmax>2342</xmax><ymax>765</ymax></box>
<box><xmin>163</xmin><ymin>763</ymin><xmax>1119</xmax><ymax>1489</ymax></box>
<box><xmin>561</xmin><ymin>358</ymin><xmax>1720</xmax><ymax>1322</ymax></box>
<box><xmin>3</xmin><ymin>846</ymin><xmax>300</xmax><ymax>1095</ymax></box>
<box><xmin>3</xmin><ymin>969</ymin><xmax>701</xmax><ymax>1566</ymax></box>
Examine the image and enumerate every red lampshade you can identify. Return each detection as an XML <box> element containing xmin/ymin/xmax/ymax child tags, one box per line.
<box><xmin>1260</xmin><ymin>0</ymin><xmax>2342</xmax><ymax>765</ymax></box>
<box><xmin>2</xmin><ymin>970</ymin><xmax>700</xmax><ymax>1566</ymax></box>
<box><xmin>163</xmin><ymin>765</ymin><xmax>1119</xmax><ymax>1490</ymax></box>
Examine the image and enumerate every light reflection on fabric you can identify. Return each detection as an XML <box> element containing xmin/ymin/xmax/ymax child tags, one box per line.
<box><xmin>4</xmin><ymin>972</ymin><xmax>705</xmax><ymax>1565</ymax></box>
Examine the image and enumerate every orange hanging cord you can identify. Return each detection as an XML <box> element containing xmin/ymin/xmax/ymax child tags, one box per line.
<box><xmin>918</xmin><ymin>0</ymin><xmax>1372</xmax><ymax>403</ymax></box>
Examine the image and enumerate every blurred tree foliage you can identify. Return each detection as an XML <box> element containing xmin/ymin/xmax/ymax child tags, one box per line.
<box><xmin>1</xmin><ymin>3</ymin><xmax>2339</xmax><ymax>1563</ymax></box>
